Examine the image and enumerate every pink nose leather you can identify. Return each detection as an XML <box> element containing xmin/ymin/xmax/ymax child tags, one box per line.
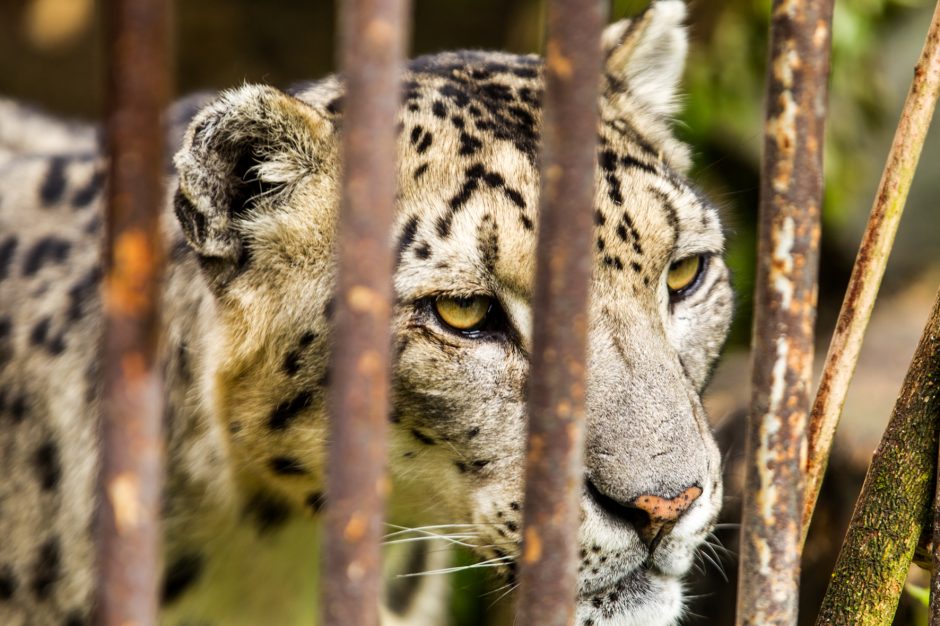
<box><xmin>630</xmin><ymin>485</ymin><xmax>702</xmax><ymax>549</ymax></box>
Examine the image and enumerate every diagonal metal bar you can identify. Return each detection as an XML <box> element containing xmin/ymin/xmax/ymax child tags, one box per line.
<box><xmin>736</xmin><ymin>0</ymin><xmax>834</xmax><ymax>624</ymax></box>
<box><xmin>96</xmin><ymin>0</ymin><xmax>170</xmax><ymax>624</ymax></box>
<box><xmin>514</xmin><ymin>0</ymin><xmax>604</xmax><ymax>625</ymax></box>
<box><xmin>321</xmin><ymin>0</ymin><xmax>410</xmax><ymax>624</ymax></box>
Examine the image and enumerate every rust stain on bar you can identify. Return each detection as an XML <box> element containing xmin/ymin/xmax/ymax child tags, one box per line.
<box><xmin>736</xmin><ymin>0</ymin><xmax>834</xmax><ymax>624</ymax></box>
<box><xmin>321</xmin><ymin>0</ymin><xmax>409</xmax><ymax>625</ymax></box>
<box><xmin>95</xmin><ymin>0</ymin><xmax>170</xmax><ymax>624</ymax></box>
<box><xmin>514</xmin><ymin>0</ymin><xmax>603</xmax><ymax>624</ymax></box>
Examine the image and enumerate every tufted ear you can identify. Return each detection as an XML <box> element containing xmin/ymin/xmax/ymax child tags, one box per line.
<box><xmin>602</xmin><ymin>0</ymin><xmax>688</xmax><ymax>118</ymax></box>
<box><xmin>173</xmin><ymin>84</ymin><xmax>331</xmax><ymax>289</ymax></box>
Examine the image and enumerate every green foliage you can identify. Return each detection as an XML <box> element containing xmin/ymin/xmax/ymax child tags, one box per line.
<box><xmin>658</xmin><ymin>0</ymin><xmax>930</xmax><ymax>344</ymax></box>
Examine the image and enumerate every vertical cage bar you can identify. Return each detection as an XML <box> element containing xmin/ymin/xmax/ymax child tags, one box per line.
<box><xmin>515</xmin><ymin>0</ymin><xmax>603</xmax><ymax>624</ymax></box>
<box><xmin>96</xmin><ymin>0</ymin><xmax>170</xmax><ymax>624</ymax></box>
<box><xmin>736</xmin><ymin>1</ymin><xmax>834</xmax><ymax>624</ymax></box>
<box><xmin>321</xmin><ymin>0</ymin><xmax>409</xmax><ymax>624</ymax></box>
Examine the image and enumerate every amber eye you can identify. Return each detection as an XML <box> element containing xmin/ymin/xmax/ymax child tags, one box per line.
<box><xmin>434</xmin><ymin>296</ymin><xmax>492</xmax><ymax>331</ymax></box>
<box><xmin>666</xmin><ymin>255</ymin><xmax>705</xmax><ymax>295</ymax></box>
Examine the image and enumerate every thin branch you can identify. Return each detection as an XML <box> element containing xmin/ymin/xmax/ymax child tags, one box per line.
<box><xmin>803</xmin><ymin>0</ymin><xmax>940</xmax><ymax>543</ymax></box>
<box><xmin>815</xmin><ymin>288</ymin><xmax>940</xmax><ymax>625</ymax></box>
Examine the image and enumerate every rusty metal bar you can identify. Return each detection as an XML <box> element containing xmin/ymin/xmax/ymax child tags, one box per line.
<box><xmin>736</xmin><ymin>0</ymin><xmax>834</xmax><ymax>624</ymax></box>
<box><xmin>803</xmin><ymin>0</ymin><xmax>940</xmax><ymax>545</ymax></box>
<box><xmin>96</xmin><ymin>0</ymin><xmax>170</xmax><ymax>624</ymax></box>
<box><xmin>514</xmin><ymin>0</ymin><xmax>603</xmax><ymax>624</ymax></box>
<box><xmin>321</xmin><ymin>0</ymin><xmax>409</xmax><ymax>624</ymax></box>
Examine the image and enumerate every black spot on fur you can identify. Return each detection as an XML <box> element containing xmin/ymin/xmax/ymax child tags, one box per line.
<box><xmin>414</xmin><ymin>243</ymin><xmax>431</xmax><ymax>260</ymax></box>
<box><xmin>269</xmin><ymin>456</ymin><xmax>308</xmax><ymax>476</ymax></box>
<box><xmin>509</xmin><ymin>501</ymin><xmax>520</xmax><ymax>511</ymax></box>
<box><xmin>478</xmin><ymin>220</ymin><xmax>499</xmax><ymax>272</ymax></box>
<box><xmin>282</xmin><ymin>331</ymin><xmax>317</xmax><ymax>376</ymax></box>
<box><xmin>31</xmin><ymin>538</ymin><xmax>60</xmax><ymax>599</ymax></box>
<box><xmin>22</xmin><ymin>237</ymin><xmax>71</xmax><ymax>276</ymax></box>
<box><xmin>604</xmin><ymin>256</ymin><xmax>624</xmax><ymax>271</ymax></box>
<box><xmin>34</xmin><ymin>441</ymin><xmax>61</xmax><ymax>491</ymax></box>
<box><xmin>594</xmin><ymin>210</ymin><xmax>606</xmax><ymax>226</ymax></box>
<box><xmin>458</xmin><ymin>132</ymin><xmax>483</xmax><ymax>155</ymax></box>
<box><xmin>431</xmin><ymin>100</ymin><xmax>447</xmax><ymax>118</ymax></box>
<box><xmin>306</xmin><ymin>492</ymin><xmax>326</xmax><ymax>514</ymax></box>
<box><xmin>30</xmin><ymin>317</ymin><xmax>51</xmax><ymax>347</ymax></box>
<box><xmin>0</xmin><ymin>565</ymin><xmax>17</xmax><ymax>599</ymax></box>
<box><xmin>649</xmin><ymin>187</ymin><xmax>681</xmax><ymax>245</ymax></box>
<box><xmin>161</xmin><ymin>553</ymin><xmax>203</xmax><ymax>605</ymax></box>
<box><xmin>6</xmin><ymin>393</ymin><xmax>27</xmax><ymax>423</ymax></box>
<box><xmin>467</xmin><ymin>427</ymin><xmax>480</xmax><ymax>439</ymax></box>
<box><xmin>605</xmin><ymin>172</ymin><xmax>624</xmax><ymax>205</ymax></box>
<box><xmin>599</xmin><ymin>149</ymin><xmax>618</xmax><ymax>172</ymax></box>
<box><xmin>417</xmin><ymin>132</ymin><xmax>433</xmax><ymax>153</ymax></box>
<box><xmin>630</xmin><ymin>261</ymin><xmax>642</xmax><ymax>273</ymax></box>
<box><xmin>450</xmin><ymin>115</ymin><xmax>466</xmax><ymax>130</ymax></box>
<box><xmin>435</xmin><ymin>215</ymin><xmax>452</xmax><ymax>238</ymax></box>
<box><xmin>466</xmin><ymin>163</ymin><xmax>485</xmax><ymax>180</ymax></box>
<box><xmin>67</xmin><ymin>266</ymin><xmax>102</xmax><ymax>322</ymax></box>
<box><xmin>268</xmin><ymin>390</ymin><xmax>313</xmax><ymax>430</ymax></box>
<box><xmin>483</xmin><ymin>172</ymin><xmax>504</xmax><ymax>188</ymax></box>
<box><xmin>40</xmin><ymin>157</ymin><xmax>68</xmax><ymax>206</ymax></box>
<box><xmin>519</xmin><ymin>215</ymin><xmax>534</xmax><ymax>230</ymax></box>
<box><xmin>440</xmin><ymin>84</ymin><xmax>470</xmax><ymax>108</ymax></box>
<box><xmin>503</xmin><ymin>187</ymin><xmax>525</xmax><ymax>208</ymax></box>
<box><xmin>621</xmin><ymin>154</ymin><xmax>657</xmax><ymax>176</ymax></box>
<box><xmin>412</xmin><ymin>163</ymin><xmax>429</xmax><ymax>179</ymax></box>
<box><xmin>245</xmin><ymin>492</ymin><xmax>291</xmax><ymax>535</ymax></box>
<box><xmin>410</xmin><ymin>428</ymin><xmax>436</xmax><ymax>446</ymax></box>
<box><xmin>396</xmin><ymin>215</ymin><xmax>420</xmax><ymax>266</ymax></box>
<box><xmin>505</xmin><ymin>521</ymin><xmax>518</xmax><ymax>532</ymax></box>
<box><xmin>448</xmin><ymin>178</ymin><xmax>479</xmax><ymax>211</ymax></box>
<box><xmin>455</xmin><ymin>461</ymin><xmax>467</xmax><ymax>473</ymax></box>
<box><xmin>0</xmin><ymin>237</ymin><xmax>17</xmax><ymax>281</ymax></box>
<box><xmin>481</xmin><ymin>82</ymin><xmax>513</xmax><ymax>101</ymax></box>
<box><xmin>71</xmin><ymin>170</ymin><xmax>105</xmax><ymax>209</ymax></box>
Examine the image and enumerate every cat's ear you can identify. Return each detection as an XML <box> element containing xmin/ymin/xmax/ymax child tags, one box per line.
<box><xmin>173</xmin><ymin>85</ymin><xmax>331</xmax><ymax>290</ymax></box>
<box><xmin>602</xmin><ymin>1</ymin><xmax>688</xmax><ymax>118</ymax></box>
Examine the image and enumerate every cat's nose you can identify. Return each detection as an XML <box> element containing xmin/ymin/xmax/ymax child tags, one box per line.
<box><xmin>587</xmin><ymin>480</ymin><xmax>702</xmax><ymax>553</ymax></box>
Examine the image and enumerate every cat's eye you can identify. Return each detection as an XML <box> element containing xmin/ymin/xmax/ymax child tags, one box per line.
<box><xmin>434</xmin><ymin>296</ymin><xmax>492</xmax><ymax>332</ymax></box>
<box><xmin>666</xmin><ymin>255</ymin><xmax>706</xmax><ymax>296</ymax></box>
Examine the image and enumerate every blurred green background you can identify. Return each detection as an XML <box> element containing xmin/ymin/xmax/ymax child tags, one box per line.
<box><xmin>2</xmin><ymin>0</ymin><xmax>939</xmax><ymax>623</ymax></box>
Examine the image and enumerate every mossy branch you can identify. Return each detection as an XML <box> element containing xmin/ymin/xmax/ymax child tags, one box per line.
<box><xmin>814</xmin><ymin>289</ymin><xmax>940</xmax><ymax>625</ymax></box>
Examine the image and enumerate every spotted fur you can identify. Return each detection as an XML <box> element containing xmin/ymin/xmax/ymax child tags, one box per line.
<box><xmin>0</xmin><ymin>3</ymin><xmax>732</xmax><ymax>625</ymax></box>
